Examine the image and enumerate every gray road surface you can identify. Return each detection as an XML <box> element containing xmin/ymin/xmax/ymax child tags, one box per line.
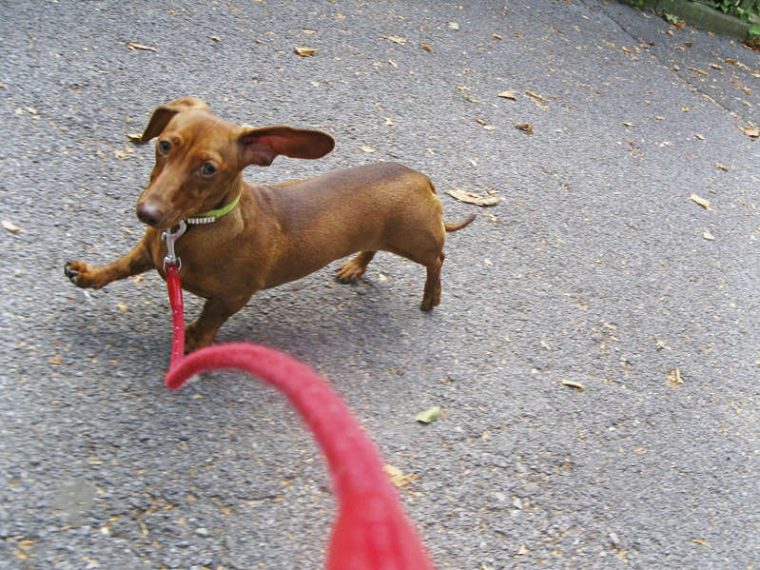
<box><xmin>1</xmin><ymin>1</ymin><xmax>758</xmax><ymax>568</ymax></box>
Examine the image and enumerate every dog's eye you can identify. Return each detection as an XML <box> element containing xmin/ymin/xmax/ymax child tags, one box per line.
<box><xmin>158</xmin><ymin>140</ymin><xmax>171</xmax><ymax>155</ymax></box>
<box><xmin>199</xmin><ymin>162</ymin><xmax>217</xmax><ymax>177</ymax></box>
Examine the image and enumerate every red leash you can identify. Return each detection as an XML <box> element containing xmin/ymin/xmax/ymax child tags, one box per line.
<box><xmin>163</xmin><ymin>253</ymin><xmax>434</xmax><ymax>569</ymax></box>
<box><xmin>165</xmin><ymin>263</ymin><xmax>185</xmax><ymax>368</ymax></box>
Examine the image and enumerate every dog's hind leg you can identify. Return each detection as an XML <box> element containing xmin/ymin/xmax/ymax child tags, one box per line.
<box><xmin>420</xmin><ymin>252</ymin><xmax>444</xmax><ymax>311</ymax></box>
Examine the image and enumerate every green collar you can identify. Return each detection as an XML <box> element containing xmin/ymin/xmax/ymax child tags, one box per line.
<box><xmin>185</xmin><ymin>192</ymin><xmax>241</xmax><ymax>225</ymax></box>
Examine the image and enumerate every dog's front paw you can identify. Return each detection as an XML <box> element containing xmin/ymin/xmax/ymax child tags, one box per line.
<box><xmin>64</xmin><ymin>260</ymin><xmax>100</xmax><ymax>289</ymax></box>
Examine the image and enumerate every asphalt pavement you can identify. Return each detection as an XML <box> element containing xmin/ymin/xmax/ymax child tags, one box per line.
<box><xmin>1</xmin><ymin>1</ymin><xmax>758</xmax><ymax>568</ymax></box>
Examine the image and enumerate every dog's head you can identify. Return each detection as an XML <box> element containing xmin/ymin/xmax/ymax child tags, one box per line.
<box><xmin>135</xmin><ymin>97</ymin><xmax>334</xmax><ymax>230</ymax></box>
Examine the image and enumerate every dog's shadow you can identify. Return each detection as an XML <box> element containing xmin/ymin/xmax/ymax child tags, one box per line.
<box><xmin>227</xmin><ymin>268</ymin><xmax>409</xmax><ymax>363</ymax></box>
<box><xmin>60</xmin><ymin>259</ymin><xmax>428</xmax><ymax>385</ymax></box>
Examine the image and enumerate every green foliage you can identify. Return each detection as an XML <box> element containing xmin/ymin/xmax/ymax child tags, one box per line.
<box><xmin>664</xmin><ymin>12</ymin><xmax>681</xmax><ymax>23</ymax></box>
<box><xmin>700</xmin><ymin>0</ymin><xmax>760</xmax><ymax>22</ymax></box>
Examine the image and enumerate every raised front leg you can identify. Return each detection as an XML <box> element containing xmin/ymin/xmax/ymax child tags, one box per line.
<box><xmin>65</xmin><ymin>236</ymin><xmax>154</xmax><ymax>289</ymax></box>
<box><xmin>184</xmin><ymin>294</ymin><xmax>252</xmax><ymax>353</ymax></box>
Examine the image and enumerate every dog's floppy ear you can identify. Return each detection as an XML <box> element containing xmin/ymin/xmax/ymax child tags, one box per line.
<box><xmin>237</xmin><ymin>125</ymin><xmax>335</xmax><ymax>167</ymax></box>
<box><xmin>140</xmin><ymin>97</ymin><xmax>210</xmax><ymax>143</ymax></box>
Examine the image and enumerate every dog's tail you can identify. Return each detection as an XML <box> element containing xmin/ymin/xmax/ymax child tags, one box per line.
<box><xmin>445</xmin><ymin>213</ymin><xmax>476</xmax><ymax>232</ymax></box>
<box><xmin>165</xmin><ymin>343</ymin><xmax>435</xmax><ymax>570</ymax></box>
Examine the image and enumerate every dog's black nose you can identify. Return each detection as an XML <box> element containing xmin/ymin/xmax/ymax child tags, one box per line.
<box><xmin>136</xmin><ymin>202</ymin><xmax>163</xmax><ymax>226</ymax></box>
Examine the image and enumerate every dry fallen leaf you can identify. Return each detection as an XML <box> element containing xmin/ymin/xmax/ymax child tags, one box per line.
<box><xmin>16</xmin><ymin>107</ymin><xmax>38</xmax><ymax>117</ymax></box>
<box><xmin>384</xmin><ymin>464</ymin><xmax>418</xmax><ymax>489</ymax></box>
<box><xmin>2</xmin><ymin>220</ymin><xmax>23</xmax><ymax>235</ymax></box>
<box><xmin>294</xmin><ymin>46</ymin><xmax>317</xmax><ymax>57</ymax></box>
<box><xmin>382</xmin><ymin>35</ymin><xmax>407</xmax><ymax>45</ymax></box>
<box><xmin>694</xmin><ymin>133</ymin><xmax>705</xmax><ymax>141</ymax></box>
<box><xmin>497</xmin><ymin>90</ymin><xmax>517</xmax><ymax>100</ymax></box>
<box><xmin>13</xmin><ymin>538</ymin><xmax>35</xmax><ymax>560</ymax></box>
<box><xmin>739</xmin><ymin>125</ymin><xmax>759</xmax><ymax>138</ymax></box>
<box><xmin>736</xmin><ymin>82</ymin><xmax>752</xmax><ymax>96</ymax></box>
<box><xmin>655</xmin><ymin>337</ymin><xmax>671</xmax><ymax>351</ymax></box>
<box><xmin>210</xmin><ymin>35</ymin><xmax>222</xmax><ymax>43</ymax></box>
<box><xmin>561</xmin><ymin>380</ymin><xmax>585</xmax><ymax>391</ymax></box>
<box><xmin>49</xmin><ymin>355</ymin><xmax>62</xmax><ymax>366</ymax></box>
<box><xmin>515</xmin><ymin>122</ymin><xmax>534</xmax><ymax>135</ymax></box>
<box><xmin>114</xmin><ymin>148</ymin><xmax>134</xmax><ymax>160</ymax></box>
<box><xmin>667</xmin><ymin>368</ymin><xmax>684</xmax><ymax>387</ymax></box>
<box><xmin>702</xmin><ymin>230</ymin><xmax>715</xmax><ymax>241</ymax></box>
<box><xmin>690</xmin><ymin>194</ymin><xmax>711</xmax><ymax>210</ymax></box>
<box><xmin>446</xmin><ymin>187</ymin><xmax>503</xmax><ymax>207</ymax></box>
<box><xmin>715</xmin><ymin>162</ymin><xmax>729</xmax><ymax>172</ymax></box>
<box><xmin>17</xmin><ymin>539</ymin><xmax>35</xmax><ymax>552</ymax></box>
<box><xmin>525</xmin><ymin>90</ymin><xmax>548</xmax><ymax>105</ymax></box>
<box><xmin>117</xmin><ymin>303</ymin><xmax>129</xmax><ymax>313</ymax></box>
<box><xmin>127</xmin><ymin>42</ymin><xmax>157</xmax><ymax>52</ymax></box>
<box><xmin>687</xmin><ymin>66</ymin><xmax>708</xmax><ymax>76</ymax></box>
<box><xmin>126</xmin><ymin>133</ymin><xmax>143</xmax><ymax>143</ymax></box>
<box><xmin>419</xmin><ymin>43</ymin><xmax>432</xmax><ymax>53</ymax></box>
<box><xmin>360</xmin><ymin>144</ymin><xmax>376</xmax><ymax>153</ymax></box>
<box><xmin>492</xmin><ymin>33</ymin><xmax>503</xmax><ymax>40</ymax></box>
<box><xmin>415</xmin><ymin>406</ymin><xmax>442</xmax><ymax>424</ymax></box>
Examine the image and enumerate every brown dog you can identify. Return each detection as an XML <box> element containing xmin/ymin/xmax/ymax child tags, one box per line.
<box><xmin>65</xmin><ymin>97</ymin><xmax>475</xmax><ymax>352</ymax></box>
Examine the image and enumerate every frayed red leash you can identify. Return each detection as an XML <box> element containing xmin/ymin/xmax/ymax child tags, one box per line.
<box><xmin>164</xmin><ymin>264</ymin><xmax>434</xmax><ymax>569</ymax></box>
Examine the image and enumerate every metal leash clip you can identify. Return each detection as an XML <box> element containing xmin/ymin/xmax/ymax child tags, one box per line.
<box><xmin>162</xmin><ymin>220</ymin><xmax>187</xmax><ymax>271</ymax></box>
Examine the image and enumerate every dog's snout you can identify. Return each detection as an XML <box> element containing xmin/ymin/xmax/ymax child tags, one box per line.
<box><xmin>136</xmin><ymin>202</ymin><xmax>163</xmax><ymax>226</ymax></box>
